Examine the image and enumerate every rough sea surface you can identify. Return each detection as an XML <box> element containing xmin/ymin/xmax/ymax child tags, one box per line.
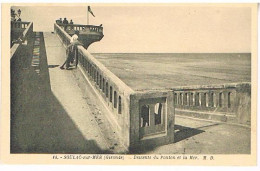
<box><xmin>92</xmin><ymin>53</ymin><xmax>251</xmax><ymax>90</ymax></box>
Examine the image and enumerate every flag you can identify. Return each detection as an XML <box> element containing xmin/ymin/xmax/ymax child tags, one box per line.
<box><xmin>88</xmin><ymin>6</ymin><xmax>95</xmax><ymax>17</ymax></box>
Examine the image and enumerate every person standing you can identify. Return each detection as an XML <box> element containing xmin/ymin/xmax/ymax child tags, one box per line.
<box><xmin>69</xmin><ymin>19</ymin><xmax>74</xmax><ymax>30</ymax></box>
<box><xmin>63</xmin><ymin>17</ymin><xmax>69</xmax><ymax>30</ymax></box>
<box><xmin>70</xmin><ymin>30</ymin><xmax>79</xmax><ymax>43</ymax></box>
<box><xmin>69</xmin><ymin>30</ymin><xmax>81</xmax><ymax>67</ymax></box>
<box><xmin>60</xmin><ymin>41</ymin><xmax>83</xmax><ymax>70</ymax></box>
<box><xmin>56</xmin><ymin>18</ymin><xmax>62</xmax><ymax>24</ymax></box>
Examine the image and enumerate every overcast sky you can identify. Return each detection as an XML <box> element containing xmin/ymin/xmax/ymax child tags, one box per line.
<box><xmin>12</xmin><ymin>5</ymin><xmax>251</xmax><ymax>53</ymax></box>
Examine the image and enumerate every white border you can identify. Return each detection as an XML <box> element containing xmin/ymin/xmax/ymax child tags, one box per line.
<box><xmin>0</xmin><ymin>0</ymin><xmax>259</xmax><ymax>171</ymax></box>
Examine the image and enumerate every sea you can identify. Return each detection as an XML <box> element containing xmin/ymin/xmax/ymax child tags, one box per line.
<box><xmin>92</xmin><ymin>53</ymin><xmax>251</xmax><ymax>90</ymax></box>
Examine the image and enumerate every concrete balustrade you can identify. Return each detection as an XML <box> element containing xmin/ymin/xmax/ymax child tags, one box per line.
<box><xmin>57</xmin><ymin>23</ymin><xmax>103</xmax><ymax>33</ymax></box>
<box><xmin>172</xmin><ymin>83</ymin><xmax>251</xmax><ymax>124</ymax></box>
<box><xmin>11</xmin><ymin>21</ymin><xmax>30</xmax><ymax>29</ymax></box>
<box><xmin>11</xmin><ymin>22</ymin><xmax>33</xmax><ymax>59</ymax></box>
<box><xmin>76</xmin><ymin>48</ymin><xmax>176</xmax><ymax>149</ymax></box>
<box><xmin>11</xmin><ymin>22</ymin><xmax>33</xmax><ymax>48</ymax></box>
<box><xmin>55</xmin><ymin>23</ymin><xmax>133</xmax><ymax>148</ymax></box>
<box><xmin>54</xmin><ymin>23</ymin><xmax>176</xmax><ymax>150</ymax></box>
<box><xmin>175</xmin><ymin>91</ymin><xmax>231</xmax><ymax>110</ymax></box>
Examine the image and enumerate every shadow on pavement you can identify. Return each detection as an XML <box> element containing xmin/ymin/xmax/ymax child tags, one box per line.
<box><xmin>174</xmin><ymin>123</ymin><xmax>220</xmax><ymax>143</ymax></box>
<box><xmin>130</xmin><ymin>123</ymin><xmax>221</xmax><ymax>153</ymax></box>
<box><xmin>11</xmin><ymin>32</ymin><xmax>112</xmax><ymax>154</ymax></box>
<box><xmin>48</xmin><ymin>64</ymin><xmax>59</xmax><ymax>68</ymax></box>
<box><xmin>174</xmin><ymin>125</ymin><xmax>205</xmax><ymax>143</ymax></box>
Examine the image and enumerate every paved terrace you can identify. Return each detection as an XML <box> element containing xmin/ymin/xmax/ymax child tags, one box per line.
<box><xmin>11</xmin><ymin>32</ymin><xmax>250</xmax><ymax>154</ymax></box>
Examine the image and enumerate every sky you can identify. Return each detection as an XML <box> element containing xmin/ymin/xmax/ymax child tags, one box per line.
<box><xmin>12</xmin><ymin>5</ymin><xmax>251</xmax><ymax>53</ymax></box>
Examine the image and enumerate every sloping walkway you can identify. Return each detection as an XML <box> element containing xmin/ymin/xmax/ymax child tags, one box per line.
<box><xmin>44</xmin><ymin>32</ymin><xmax>112</xmax><ymax>153</ymax></box>
<box><xmin>43</xmin><ymin>32</ymin><xmax>127</xmax><ymax>153</ymax></box>
<box><xmin>11</xmin><ymin>32</ymin><xmax>125</xmax><ymax>154</ymax></box>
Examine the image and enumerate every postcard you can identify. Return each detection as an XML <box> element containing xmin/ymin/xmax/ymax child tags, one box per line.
<box><xmin>1</xmin><ymin>3</ymin><xmax>257</xmax><ymax>165</ymax></box>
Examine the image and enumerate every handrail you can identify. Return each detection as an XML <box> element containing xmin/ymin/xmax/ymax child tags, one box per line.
<box><xmin>11</xmin><ymin>21</ymin><xmax>31</xmax><ymax>29</ymax></box>
<box><xmin>11</xmin><ymin>21</ymin><xmax>30</xmax><ymax>24</ymax></box>
<box><xmin>54</xmin><ymin>23</ymin><xmax>133</xmax><ymax>95</ymax></box>
<box><xmin>78</xmin><ymin>46</ymin><xmax>134</xmax><ymax>95</ymax></box>
<box><xmin>57</xmin><ymin>23</ymin><xmax>103</xmax><ymax>33</ymax></box>
<box><xmin>57</xmin><ymin>23</ymin><xmax>103</xmax><ymax>28</ymax></box>
<box><xmin>170</xmin><ymin>82</ymin><xmax>251</xmax><ymax>91</ymax></box>
<box><xmin>171</xmin><ymin>82</ymin><xmax>251</xmax><ymax>116</ymax></box>
<box><xmin>21</xmin><ymin>22</ymin><xmax>33</xmax><ymax>38</ymax></box>
<box><xmin>54</xmin><ymin>23</ymin><xmax>71</xmax><ymax>45</ymax></box>
<box><xmin>10</xmin><ymin>22</ymin><xmax>33</xmax><ymax>59</ymax></box>
<box><xmin>10</xmin><ymin>44</ymin><xmax>21</xmax><ymax>59</ymax></box>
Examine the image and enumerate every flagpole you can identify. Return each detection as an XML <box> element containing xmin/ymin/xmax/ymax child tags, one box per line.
<box><xmin>87</xmin><ymin>7</ymin><xmax>89</xmax><ymax>25</ymax></box>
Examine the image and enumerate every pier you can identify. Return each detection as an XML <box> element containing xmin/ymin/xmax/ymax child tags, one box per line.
<box><xmin>10</xmin><ymin>21</ymin><xmax>251</xmax><ymax>154</ymax></box>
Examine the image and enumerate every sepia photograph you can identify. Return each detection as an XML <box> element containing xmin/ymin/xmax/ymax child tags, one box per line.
<box><xmin>1</xmin><ymin>2</ymin><xmax>257</xmax><ymax>165</ymax></box>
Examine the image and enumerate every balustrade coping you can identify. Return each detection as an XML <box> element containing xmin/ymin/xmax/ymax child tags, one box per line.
<box><xmin>10</xmin><ymin>44</ymin><xmax>21</xmax><ymax>59</ymax></box>
<box><xmin>135</xmin><ymin>82</ymin><xmax>251</xmax><ymax>92</ymax></box>
<box><xmin>11</xmin><ymin>21</ymin><xmax>30</xmax><ymax>23</ymax></box>
<box><xmin>57</xmin><ymin>23</ymin><xmax>103</xmax><ymax>28</ymax></box>
<box><xmin>171</xmin><ymin>82</ymin><xmax>251</xmax><ymax>91</ymax></box>
<box><xmin>134</xmin><ymin>89</ymin><xmax>172</xmax><ymax>95</ymax></box>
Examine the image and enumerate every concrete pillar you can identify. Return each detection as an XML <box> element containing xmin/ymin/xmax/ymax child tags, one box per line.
<box><xmin>102</xmin><ymin>78</ymin><xmax>105</xmax><ymax>92</ymax></box>
<box><xmin>129</xmin><ymin>91</ymin><xmax>175</xmax><ymax>151</ymax></box>
<box><xmin>223</xmin><ymin>91</ymin><xmax>229</xmax><ymax>109</ymax></box>
<box><xmin>195</xmin><ymin>92</ymin><xmax>199</xmax><ymax>106</ymax></box>
<box><xmin>129</xmin><ymin>95</ymin><xmax>141</xmax><ymax>148</ymax></box>
<box><xmin>106</xmin><ymin>82</ymin><xmax>108</xmax><ymax>98</ymax></box>
<box><xmin>205</xmin><ymin>92</ymin><xmax>209</xmax><ymax>107</ymax></box>
<box><xmin>99</xmin><ymin>75</ymin><xmax>102</xmax><ymax>89</ymax></box>
<box><xmin>179</xmin><ymin>93</ymin><xmax>183</xmax><ymax>105</ymax></box>
<box><xmin>110</xmin><ymin>86</ymin><xmax>113</xmax><ymax>103</ymax></box>
<box><xmin>189</xmin><ymin>92</ymin><xmax>194</xmax><ymax>106</ymax></box>
<box><xmin>201</xmin><ymin>92</ymin><xmax>206</xmax><ymax>107</ymax></box>
<box><xmin>150</xmin><ymin>104</ymin><xmax>155</xmax><ymax>127</ymax></box>
<box><xmin>118</xmin><ymin>96</ymin><xmax>122</xmax><ymax>114</ymax></box>
<box><xmin>234</xmin><ymin>83</ymin><xmax>251</xmax><ymax>124</ymax></box>
<box><xmin>227</xmin><ymin>92</ymin><xmax>231</xmax><ymax>108</ymax></box>
<box><xmin>90</xmin><ymin>65</ymin><xmax>93</xmax><ymax>78</ymax></box>
<box><xmin>114</xmin><ymin>91</ymin><xmax>117</xmax><ymax>108</ymax></box>
<box><xmin>96</xmin><ymin>71</ymin><xmax>99</xmax><ymax>85</ymax></box>
<box><xmin>219</xmin><ymin>92</ymin><xmax>223</xmax><ymax>107</ymax></box>
<box><xmin>183</xmin><ymin>93</ymin><xmax>188</xmax><ymax>106</ymax></box>
<box><xmin>174</xmin><ymin>93</ymin><xmax>177</xmax><ymax>105</ymax></box>
<box><xmin>209</xmin><ymin>92</ymin><xmax>214</xmax><ymax>107</ymax></box>
<box><xmin>213</xmin><ymin>92</ymin><xmax>217</xmax><ymax>107</ymax></box>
